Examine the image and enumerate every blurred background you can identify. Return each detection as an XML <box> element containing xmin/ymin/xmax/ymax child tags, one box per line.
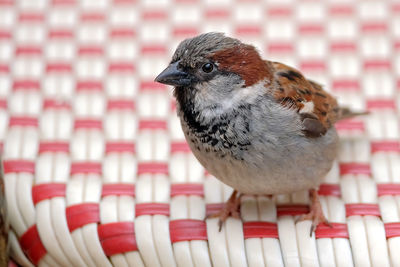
<box><xmin>0</xmin><ymin>0</ymin><xmax>399</xmax><ymax>132</ymax></box>
<box><xmin>0</xmin><ymin>0</ymin><xmax>400</xmax><ymax>266</ymax></box>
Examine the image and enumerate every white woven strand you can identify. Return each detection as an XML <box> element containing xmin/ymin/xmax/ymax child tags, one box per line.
<box><xmin>170</xmin><ymin>150</ymin><xmax>211</xmax><ymax>267</ymax></box>
<box><xmin>204</xmin><ymin>177</ymin><xmax>231</xmax><ymax>267</ymax></box>
<box><xmin>35</xmin><ymin>153</ymin><xmax>85</xmax><ymax>267</ymax></box>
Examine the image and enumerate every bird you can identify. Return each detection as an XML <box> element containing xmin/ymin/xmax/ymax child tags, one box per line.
<box><xmin>155</xmin><ymin>32</ymin><xmax>364</xmax><ymax>234</ymax></box>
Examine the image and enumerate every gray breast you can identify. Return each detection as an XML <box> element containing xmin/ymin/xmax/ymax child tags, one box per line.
<box><xmin>178</xmin><ymin>98</ymin><xmax>339</xmax><ymax>195</ymax></box>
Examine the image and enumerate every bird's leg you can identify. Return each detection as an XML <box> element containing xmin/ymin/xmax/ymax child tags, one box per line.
<box><xmin>296</xmin><ymin>188</ymin><xmax>332</xmax><ymax>236</ymax></box>
<box><xmin>207</xmin><ymin>190</ymin><xmax>241</xmax><ymax>231</ymax></box>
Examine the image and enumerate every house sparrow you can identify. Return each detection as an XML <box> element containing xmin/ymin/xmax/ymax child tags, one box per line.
<box><xmin>155</xmin><ymin>32</ymin><xmax>363</xmax><ymax>234</ymax></box>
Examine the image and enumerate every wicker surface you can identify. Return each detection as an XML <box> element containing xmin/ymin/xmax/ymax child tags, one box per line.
<box><xmin>1</xmin><ymin>0</ymin><xmax>400</xmax><ymax>266</ymax></box>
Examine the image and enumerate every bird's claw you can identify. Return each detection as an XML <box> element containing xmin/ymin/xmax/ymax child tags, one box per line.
<box><xmin>207</xmin><ymin>190</ymin><xmax>241</xmax><ymax>232</ymax></box>
<box><xmin>296</xmin><ymin>208</ymin><xmax>332</xmax><ymax>236</ymax></box>
<box><xmin>296</xmin><ymin>189</ymin><xmax>332</xmax><ymax>236</ymax></box>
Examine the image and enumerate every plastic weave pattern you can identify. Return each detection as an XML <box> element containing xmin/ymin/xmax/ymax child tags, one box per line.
<box><xmin>1</xmin><ymin>0</ymin><xmax>400</xmax><ymax>266</ymax></box>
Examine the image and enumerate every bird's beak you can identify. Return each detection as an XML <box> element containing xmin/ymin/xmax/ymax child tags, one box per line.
<box><xmin>155</xmin><ymin>61</ymin><xmax>192</xmax><ymax>86</ymax></box>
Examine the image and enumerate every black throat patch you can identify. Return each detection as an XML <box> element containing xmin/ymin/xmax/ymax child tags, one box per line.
<box><xmin>174</xmin><ymin>86</ymin><xmax>208</xmax><ymax>135</ymax></box>
<box><xmin>174</xmin><ymin>86</ymin><xmax>251</xmax><ymax>160</ymax></box>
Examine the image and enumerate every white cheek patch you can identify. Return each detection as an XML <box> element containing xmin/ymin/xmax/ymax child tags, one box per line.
<box><xmin>300</xmin><ymin>101</ymin><xmax>315</xmax><ymax>114</ymax></box>
<box><xmin>194</xmin><ymin>78</ymin><xmax>266</xmax><ymax>118</ymax></box>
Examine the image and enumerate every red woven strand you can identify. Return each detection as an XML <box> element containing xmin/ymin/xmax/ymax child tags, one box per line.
<box><xmin>204</xmin><ymin>8</ymin><xmax>230</xmax><ymax>19</ymax></box>
<box><xmin>32</xmin><ymin>183</ymin><xmax>66</xmax><ymax>205</ymax></box>
<box><xmin>66</xmin><ymin>203</ymin><xmax>100</xmax><ymax>232</ymax></box>
<box><xmin>300</xmin><ymin>61</ymin><xmax>326</xmax><ymax>71</ymax></box>
<box><xmin>0</xmin><ymin>31</ymin><xmax>11</xmax><ymax>39</ymax></box>
<box><xmin>377</xmin><ymin>184</ymin><xmax>400</xmax><ymax>196</ymax></box>
<box><xmin>39</xmin><ymin>141</ymin><xmax>69</xmax><ymax>153</ymax></box>
<box><xmin>330</xmin><ymin>42</ymin><xmax>356</xmax><ymax>52</ymax></box>
<box><xmin>15</xmin><ymin>46</ymin><xmax>42</xmax><ymax>55</ymax></box>
<box><xmin>332</xmin><ymin>79</ymin><xmax>360</xmax><ymax>91</ymax></box>
<box><xmin>267</xmin><ymin>43</ymin><xmax>294</xmax><ymax>54</ymax></box>
<box><xmin>206</xmin><ymin>203</ymin><xmax>224</xmax><ymax>217</ymax></box>
<box><xmin>76</xmin><ymin>81</ymin><xmax>103</xmax><ymax>91</ymax></box>
<box><xmin>329</xmin><ymin>5</ymin><xmax>354</xmax><ymax>15</ymax></box>
<box><xmin>3</xmin><ymin>160</ymin><xmax>35</xmax><ymax>174</ymax></box>
<box><xmin>9</xmin><ymin>116</ymin><xmax>38</xmax><ymax>127</ymax></box>
<box><xmin>267</xmin><ymin>6</ymin><xmax>292</xmax><ymax>17</ymax></box>
<box><xmin>384</xmin><ymin>222</ymin><xmax>400</xmax><ymax>239</ymax></box>
<box><xmin>141</xmin><ymin>45</ymin><xmax>166</xmax><ymax>55</ymax></box>
<box><xmin>340</xmin><ymin>163</ymin><xmax>371</xmax><ymax>176</ymax></box>
<box><xmin>80</xmin><ymin>12</ymin><xmax>105</xmax><ymax>21</ymax></box>
<box><xmin>318</xmin><ymin>184</ymin><xmax>341</xmax><ymax>197</ymax></box>
<box><xmin>19</xmin><ymin>225</ymin><xmax>47</xmax><ymax>265</ymax></box>
<box><xmin>315</xmin><ymin>223</ymin><xmax>349</xmax><ymax>239</ymax></box>
<box><xmin>142</xmin><ymin>10</ymin><xmax>167</xmax><ymax>21</ymax></box>
<box><xmin>335</xmin><ymin>120</ymin><xmax>364</xmax><ymax>131</ymax></box>
<box><xmin>345</xmin><ymin>203</ymin><xmax>381</xmax><ymax>217</ymax></box>
<box><xmin>48</xmin><ymin>29</ymin><xmax>74</xmax><ymax>39</ymax></box>
<box><xmin>367</xmin><ymin>99</ymin><xmax>396</xmax><ymax>110</ymax></box>
<box><xmin>364</xmin><ymin>60</ymin><xmax>391</xmax><ymax>70</ymax></box>
<box><xmin>243</xmin><ymin>221</ymin><xmax>279</xmax><ymax>239</ymax></box>
<box><xmin>105</xmin><ymin>142</ymin><xmax>135</xmax><ymax>153</ymax></box>
<box><xmin>102</xmin><ymin>184</ymin><xmax>135</xmax><ymax>197</ymax></box>
<box><xmin>13</xmin><ymin>80</ymin><xmax>40</xmax><ymax>90</ymax></box>
<box><xmin>107</xmin><ymin>100</ymin><xmax>135</xmax><ymax>111</ymax></box>
<box><xmin>361</xmin><ymin>22</ymin><xmax>387</xmax><ymax>33</ymax></box>
<box><xmin>70</xmin><ymin>162</ymin><xmax>102</xmax><ymax>175</ymax></box>
<box><xmin>19</xmin><ymin>12</ymin><xmax>44</xmax><ymax>22</ymax></box>
<box><xmin>108</xmin><ymin>62</ymin><xmax>135</xmax><ymax>73</ymax></box>
<box><xmin>110</xmin><ymin>28</ymin><xmax>135</xmax><ymax>38</ymax></box>
<box><xmin>394</xmin><ymin>3</ymin><xmax>400</xmax><ymax>13</ymax></box>
<box><xmin>371</xmin><ymin>141</ymin><xmax>400</xmax><ymax>153</ymax></box>
<box><xmin>277</xmin><ymin>205</ymin><xmax>309</xmax><ymax>216</ymax></box>
<box><xmin>173</xmin><ymin>27</ymin><xmax>199</xmax><ymax>37</ymax></box>
<box><xmin>137</xmin><ymin>162</ymin><xmax>168</xmax><ymax>175</ymax></box>
<box><xmin>114</xmin><ymin>0</ymin><xmax>136</xmax><ymax>4</ymax></box>
<box><xmin>140</xmin><ymin>81</ymin><xmax>166</xmax><ymax>91</ymax></box>
<box><xmin>235</xmin><ymin>26</ymin><xmax>261</xmax><ymax>36</ymax></box>
<box><xmin>170</xmin><ymin>142</ymin><xmax>191</xmax><ymax>153</ymax></box>
<box><xmin>46</xmin><ymin>63</ymin><xmax>72</xmax><ymax>73</ymax></box>
<box><xmin>139</xmin><ymin>120</ymin><xmax>167</xmax><ymax>130</ymax></box>
<box><xmin>74</xmin><ymin>119</ymin><xmax>102</xmax><ymax>129</ymax></box>
<box><xmin>170</xmin><ymin>184</ymin><xmax>204</xmax><ymax>197</ymax></box>
<box><xmin>98</xmin><ymin>222</ymin><xmax>138</xmax><ymax>255</ymax></box>
<box><xmin>170</xmin><ymin>219</ymin><xmax>207</xmax><ymax>243</ymax></box>
<box><xmin>101</xmin><ymin>238</ymin><xmax>137</xmax><ymax>256</ymax></box>
<box><xmin>0</xmin><ymin>99</ymin><xmax>6</xmax><ymax>109</ymax></box>
<box><xmin>52</xmin><ymin>0</ymin><xmax>76</xmax><ymax>5</ymax></box>
<box><xmin>0</xmin><ymin>0</ymin><xmax>13</xmax><ymax>6</ymax></box>
<box><xmin>43</xmin><ymin>99</ymin><xmax>71</xmax><ymax>110</ymax></box>
<box><xmin>298</xmin><ymin>24</ymin><xmax>324</xmax><ymax>34</ymax></box>
<box><xmin>78</xmin><ymin>46</ymin><xmax>103</xmax><ymax>55</ymax></box>
<box><xmin>0</xmin><ymin>65</ymin><xmax>9</xmax><ymax>73</ymax></box>
<box><xmin>135</xmin><ymin>203</ymin><xmax>170</xmax><ymax>217</ymax></box>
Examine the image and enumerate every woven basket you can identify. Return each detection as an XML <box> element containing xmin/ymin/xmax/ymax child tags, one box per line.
<box><xmin>1</xmin><ymin>0</ymin><xmax>400</xmax><ymax>266</ymax></box>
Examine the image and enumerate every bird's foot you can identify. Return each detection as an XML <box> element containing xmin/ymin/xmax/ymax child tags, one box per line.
<box><xmin>296</xmin><ymin>189</ymin><xmax>332</xmax><ymax>236</ymax></box>
<box><xmin>207</xmin><ymin>190</ymin><xmax>241</xmax><ymax>231</ymax></box>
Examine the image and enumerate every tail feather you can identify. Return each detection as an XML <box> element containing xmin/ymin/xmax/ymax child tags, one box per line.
<box><xmin>337</xmin><ymin>107</ymin><xmax>369</xmax><ymax>121</ymax></box>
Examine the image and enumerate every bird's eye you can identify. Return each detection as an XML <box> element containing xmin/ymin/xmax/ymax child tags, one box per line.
<box><xmin>202</xmin><ymin>63</ymin><xmax>214</xmax><ymax>73</ymax></box>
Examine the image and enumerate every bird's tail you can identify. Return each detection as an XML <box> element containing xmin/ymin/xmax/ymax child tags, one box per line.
<box><xmin>337</xmin><ymin>107</ymin><xmax>369</xmax><ymax>121</ymax></box>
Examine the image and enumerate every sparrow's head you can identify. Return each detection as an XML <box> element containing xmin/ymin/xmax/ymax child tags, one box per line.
<box><xmin>155</xmin><ymin>33</ymin><xmax>272</xmax><ymax>105</ymax></box>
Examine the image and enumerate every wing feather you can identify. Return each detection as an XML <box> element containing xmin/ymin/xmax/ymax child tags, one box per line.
<box><xmin>269</xmin><ymin>61</ymin><xmax>340</xmax><ymax>137</ymax></box>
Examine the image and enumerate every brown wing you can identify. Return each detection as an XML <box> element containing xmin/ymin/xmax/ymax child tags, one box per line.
<box><xmin>269</xmin><ymin>61</ymin><xmax>340</xmax><ymax>137</ymax></box>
